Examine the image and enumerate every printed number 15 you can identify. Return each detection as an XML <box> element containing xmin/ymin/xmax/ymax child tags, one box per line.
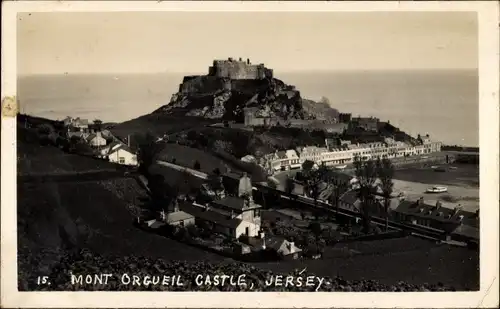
<box><xmin>37</xmin><ymin>276</ymin><xmax>50</xmax><ymax>285</ymax></box>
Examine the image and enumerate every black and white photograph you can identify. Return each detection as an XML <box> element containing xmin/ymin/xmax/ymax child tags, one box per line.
<box><xmin>1</xmin><ymin>1</ymin><xmax>498</xmax><ymax>308</ymax></box>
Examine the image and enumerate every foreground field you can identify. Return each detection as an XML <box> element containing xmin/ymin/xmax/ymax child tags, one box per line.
<box><xmin>255</xmin><ymin>236</ymin><xmax>479</xmax><ymax>290</ymax></box>
<box><xmin>17</xmin><ymin>178</ymin><xmax>227</xmax><ymax>290</ymax></box>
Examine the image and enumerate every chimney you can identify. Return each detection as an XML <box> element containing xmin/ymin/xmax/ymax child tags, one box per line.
<box><xmin>239</xmin><ymin>57</ymin><xmax>242</xmax><ymax>62</ymax></box>
<box><xmin>230</xmin><ymin>210</ymin><xmax>235</xmax><ymax>219</ymax></box>
<box><xmin>247</xmin><ymin>58</ymin><xmax>250</xmax><ymax>64</ymax></box>
<box><xmin>127</xmin><ymin>134</ymin><xmax>131</xmax><ymax>148</ymax></box>
<box><xmin>435</xmin><ymin>200</ymin><xmax>442</xmax><ymax>210</ymax></box>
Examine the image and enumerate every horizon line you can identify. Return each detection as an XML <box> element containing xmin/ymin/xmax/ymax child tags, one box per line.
<box><xmin>18</xmin><ymin>68</ymin><xmax>478</xmax><ymax>78</ymax></box>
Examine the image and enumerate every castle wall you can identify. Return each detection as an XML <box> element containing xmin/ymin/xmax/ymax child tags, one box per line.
<box><xmin>209</xmin><ymin>59</ymin><xmax>273</xmax><ymax>80</ymax></box>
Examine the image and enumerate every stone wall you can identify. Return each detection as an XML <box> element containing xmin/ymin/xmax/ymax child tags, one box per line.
<box><xmin>209</xmin><ymin>59</ymin><xmax>273</xmax><ymax>80</ymax></box>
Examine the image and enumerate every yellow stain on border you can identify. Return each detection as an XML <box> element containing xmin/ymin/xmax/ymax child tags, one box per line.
<box><xmin>1</xmin><ymin>96</ymin><xmax>18</xmax><ymax>118</ymax></box>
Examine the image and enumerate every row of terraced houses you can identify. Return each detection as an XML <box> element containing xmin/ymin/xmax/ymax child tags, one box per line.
<box><xmin>263</xmin><ymin>134</ymin><xmax>442</xmax><ymax>172</ymax></box>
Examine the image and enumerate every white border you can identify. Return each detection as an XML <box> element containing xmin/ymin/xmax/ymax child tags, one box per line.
<box><xmin>2</xmin><ymin>1</ymin><xmax>499</xmax><ymax>308</ymax></box>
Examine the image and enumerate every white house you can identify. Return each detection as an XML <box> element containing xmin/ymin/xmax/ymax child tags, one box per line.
<box><xmin>86</xmin><ymin>132</ymin><xmax>107</xmax><ymax>147</ymax></box>
<box><xmin>106</xmin><ymin>143</ymin><xmax>138</xmax><ymax>166</ymax></box>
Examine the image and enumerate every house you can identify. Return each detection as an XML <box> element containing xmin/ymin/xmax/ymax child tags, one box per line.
<box><xmin>85</xmin><ymin>132</ymin><xmax>107</xmax><ymax>147</ymax></box>
<box><xmin>106</xmin><ymin>142</ymin><xmax>138</xmax><ymax>166</ymax></box>
<box><xmin>392</xmin><ymin>197</ymin><xmax>478</xmax><ymax>233</ymax></box>
<box><xmin>286</xmin><ymin>149</ymin><xmax>301</xmax><ymax>169</ymax></box>
<box><xmin>64</xmin><ymin>117</ymin><xmax>89</xmax><ymax>132</ymax></box>
<box><xmin>246</xmin><ymin>234</ymin><xmax>303</xmax><ymax>260</ymax></box>
<box><xmin>338</xmin><ymin>190</ymin><xmax>362</xmax><ymax>212</ymax></box>
<box><xmin>264</xmin><ymin>236</ymin><xmax>302</xmax><ymax>260</ymax></box>
<box><xmin>181</xmin><ymin>174</ymin><xmax>263</xmax><ymax>239</ymax></box>
<box><xmin>161</xmin><ymin>201</ymin><xmax>196</xmax><ymax>227</ymax></box>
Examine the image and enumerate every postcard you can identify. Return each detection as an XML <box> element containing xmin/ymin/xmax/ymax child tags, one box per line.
<box><xmin>1</xmin><ymin>1</ymin><xmax>498</xmax><ymax>308</ymax></box>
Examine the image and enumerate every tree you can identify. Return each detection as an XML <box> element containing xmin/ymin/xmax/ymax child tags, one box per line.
<box><xmin>284</xmin><ymin>176</ymin><xmax>295</xmax><ymax>196</ymax></box>
<box><xmin>308</xmin><ymin>222</ymin><xmax>322</xmax><ymax>240</ymax></box>
<box><xmin>324</xmin><ymin>172</ymin><xmax>347</xmax><ymax>218</ymax></box>
<box><xmin>376</xmin><ymin>157</ymin><xmax>395</xmax><ymax>231</ymax></box>
<box><xmin>302</xmin><ymin>160</ymin><xmax>315</xmax><ymax>174</ymax></box>
<box><xmin>193</xmin><ymin>160</ymin><xmax>201</xmax><ymax>170</ymax></box>
<box><xmin>136</xmin><ymin>132</ymin><xmax>163</xmax><ymax>177</ymax></box>
<box><xmin>93</xmin><ymin>119</ymin><xmax>103</xmax><ymax>131</ymax></box>
<box><xmin>147</xmin><ymin>174</ymin><xmax>173</xmax><ymax>212</ymax></box>
<box><xmin>353</xmin><ymin>155</ymin><xmax>378</xmax><ymax>234</ymax></box>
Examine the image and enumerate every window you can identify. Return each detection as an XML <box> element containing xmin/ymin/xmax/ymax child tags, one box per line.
<box><xmin>119</xmin><ymin>157</ymin><xmax>125</xmax><ymax>164</ymax></box>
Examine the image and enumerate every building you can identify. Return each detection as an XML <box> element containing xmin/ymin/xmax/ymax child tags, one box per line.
<box><xmin>63</xmin><ymin>117</ymin><xmax>89</xmax><ymax>132</ymax></box>
<box><xmin>208</xmin><ymin>58</ymin><xmax>273</xmax><ymax>80</ymax></box>
<box><xmin>182</xmin><ymin>174</ymin><xmax>263</xmax><ymax>239</ymax></box>
<box><xmin>161</xmin><ymin>200</ymin><xmax>196</xmax><ymax>227</ymax></box>
<box><xmin>392</xmin><ymin>197</ymin><xmax>478</xmax><ymax>233</ymax></box>
<box><xmin>105</xmin><ymin>142</ymin><xmax>138</xmax><ymax>166</ymax></box>
<box><xmin>85</xmin><ymin>132</ymin><xmax>107</xmax><ymax>147</ymax></box>
<box><xmin>264</xmin><ymin>149</ymin><xmax>301</xmax><ymax>172</ymax></box>
<box><xmin>260</xmin><ymin>134</ymin><xmax>443</xmax><ymax>172</ymax></box>
<box><xmin>350</xmin><ymin>117</ymin><xmax>380</xmax><ymax>132</ymax></box>
<box><xmin>247</xmin><ymin>235</ymin><xmax>303</xmax><ymax>260</ymax></box>
<box><xmin>338</xmin><ymin>113</ymin><xmax>352</xmax><ymax>123</ymax></box>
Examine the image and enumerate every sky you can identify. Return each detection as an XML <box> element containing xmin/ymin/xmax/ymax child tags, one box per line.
<box><xmin>17</xmin><ymin>11</ymin><xmax>478</xmax><ymax>75</ymax></box>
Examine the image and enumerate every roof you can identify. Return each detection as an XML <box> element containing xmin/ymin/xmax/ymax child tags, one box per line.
<box><xmin>108</xmin><ymin>142</ymin><xmax>135</xmax><ymax>155</ymax></box>
<box><xmin>146</xmin><ymin>219</ymin><xmax>166</xmax><ymax>229</ymax></box>
<box><xmin>165</xmin><ymin>211</ymin><xmax>195</xmax><ymax>223</ymax></box>
<box><xmin>339</xmin><ymin>190</ymin><xmax>361</xmax><ymax>211</ymax></box>
<box><xmin>180</xmin><ymin>203</ymin><xmax>242</xmax><ymax>229</ymax></box>
<box><xmin>211</xmin><ymin>196</ymin><xmax>261</xmax><ymax>211</ymax></box>
<box><xmin>86</xmin><ymin>132</ymin><xmax>105</xmax><ymax>142</ymax></box>
<box><xmin>285</xmin><ymin>149</ymin><xmax>298</xmax><ymax>159</ymax></box>
<box><xmin>394</xmin><ymin>199</ymin><xmax>478</xmax><ymax>226</ymax></box>
<box><xmin>451</xmin><ymin>224</ymin><xmax>479</xmax><ymax>240</ymax></box>
<box><xmin>265</xmin><ymin>237</ymin><xmax>303</xmax><ymax>255</ymax></box>
<box><xmin>276</xmin><ymin>151</ymin><xmax>287</xmax><ymax>159</ymax></box>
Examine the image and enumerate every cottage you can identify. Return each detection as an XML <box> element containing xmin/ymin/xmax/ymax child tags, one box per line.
<box><xmin>181</xmin><ymin>174</ymin><xmax>263</xmax><ymax>239</ymax></box>
<box><xmin>160</xmin><ymin>208</ymin><xmax>195</xmax><ymax>227</ymax></box>
<box><xmin>264</xmin><ymin>237</ymin><xmax>302</xmax><ymax>260</ymax></box>
<box><xmin>106</xmin><ymin>143</ymin><xmax>138</xmax><ymax>166</ymax></box>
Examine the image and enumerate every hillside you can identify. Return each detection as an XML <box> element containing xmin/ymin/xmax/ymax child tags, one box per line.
<box><xmin>152</xmin><ymin>68</ymin><xmax>339</xmax><ymax>122</ymax></box>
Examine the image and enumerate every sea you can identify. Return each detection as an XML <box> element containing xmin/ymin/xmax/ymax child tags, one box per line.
<box><xmin>17</xmin><ymin>69</ymin><xmax>479</xmax><ymax>147</ymax></box>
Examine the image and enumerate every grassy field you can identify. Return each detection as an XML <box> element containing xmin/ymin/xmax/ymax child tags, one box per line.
<box><xmin>17</xmin><ymin>126</ymin><xmax>121</xmax><ymax>175</ymax></box>
<box><xmin>17</xmin><ymin>178</ymin><xmax>226</xmax><ymax>290</ymax></box>
<box><xmin>157</xmin><ymin>143</ymin><xmax>228</xmax><ymax>175</ymax></box>
<box><xmin>110</xmin><ymin>112</ymin><xmax>216</xmax><ymax>142</ymax></box>
<box><xmin>255</xmin><ymin>236</ymin><xmax>479</xmax><ymax>290</ymax></box>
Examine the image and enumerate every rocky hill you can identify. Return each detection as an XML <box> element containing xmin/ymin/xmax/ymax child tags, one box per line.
<box><xmin>153</xmin><ymin>70</ymin><xmax>339</xmax><ymax>123</ymax></box>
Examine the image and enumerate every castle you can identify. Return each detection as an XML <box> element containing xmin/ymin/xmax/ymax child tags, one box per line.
<box><xmin>208</xmin><ymin>57</ymin><xmax>273</xmax><ymax>80</ymax></box>
<box><xmin>178</xmin><ymin>58</ymin><xmax>274</xmax><ymax>93</ymax></box>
